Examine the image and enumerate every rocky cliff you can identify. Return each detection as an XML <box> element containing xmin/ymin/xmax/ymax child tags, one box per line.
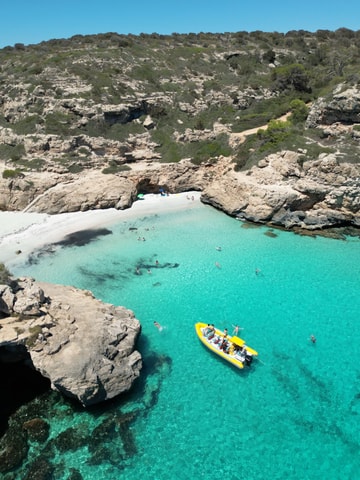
<box><xmin>0</xmin><ymin>278</ymin><xmax>142</xmax><ymax>406</ymax></box>
<box><xmin>0</xmin><ymin>82</ymin><xmax>359</xmax><ymax>232</ymax></box>
<box><xmin>0</xmin><ymin>147</ymin><xmax>359</xmax><ymax>232</ymax></box>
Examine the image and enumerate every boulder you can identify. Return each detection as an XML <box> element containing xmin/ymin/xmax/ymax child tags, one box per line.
<box><xmin>12</xmin><ymin>279</ymin><xmax>46</xmax><ymax>317</ymax></box>
<box><xmin>0</xmin><ymin>285</ymin><xmax>15</xmax><ymax>315</ymax></box>
<box><xmin>24</xmin><ymin>171</ymin><xmax>137</xmax><ymax>213</ymax></box>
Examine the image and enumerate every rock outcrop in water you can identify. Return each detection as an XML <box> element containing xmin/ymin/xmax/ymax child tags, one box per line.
<box><xmin>0</xmin><ymin>278</ymin><xmax>142</xmax><ymax>406</ymax></box>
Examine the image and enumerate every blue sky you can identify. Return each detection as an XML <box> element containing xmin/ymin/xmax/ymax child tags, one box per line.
<box><xmin>2</xmin><ymin>0</ymin><xmax>360</xmax><ymax>48</ymax></box>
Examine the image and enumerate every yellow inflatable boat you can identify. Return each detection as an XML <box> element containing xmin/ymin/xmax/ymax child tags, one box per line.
<box><xmin>195</xmin><ymin>322</ymin><xmax>258</xmax><ymax>369</ymax></box>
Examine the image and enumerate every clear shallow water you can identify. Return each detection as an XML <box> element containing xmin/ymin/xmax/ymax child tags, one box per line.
<box><xmin>10</xmin><ymin>200</ymin><xmax>360</xmax><ymax>479</ymax></box>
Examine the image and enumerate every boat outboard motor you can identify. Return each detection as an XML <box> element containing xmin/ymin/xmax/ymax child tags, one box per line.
<box><xmin>245</xmin><ymin>353</ymin><xmax>253</xmax><ymax>366</ymax></box>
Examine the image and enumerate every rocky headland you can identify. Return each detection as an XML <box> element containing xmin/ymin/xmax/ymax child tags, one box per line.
<box><xmin>0</xmin><ymin>277</ymin><xmax>142</xmax><ymax>406</ymax></box>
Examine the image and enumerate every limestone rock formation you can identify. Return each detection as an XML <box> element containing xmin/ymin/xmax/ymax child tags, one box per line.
<box><xmin>201</xmin><ymin>152</ymin><xmax>360</xmax><ymax>230</ymax></box>
<box><xmin>1</xmin><ymin>78</ymin><xmax>360</xmax><ymax>232</ymax></box>
<box><xmin>0</xmin><ymin>278</ymin><xmax>142</xmax><ymax>406</ymax></box>
<box><xmin>306</xmin><ymin>85</ymin><xmax>360</xmax><ymax>127</ymax></box>
<box><xmin>22</xmin><ymin>170</ymin><xmax>137</xmax><ymax>213</ymax></box>
<box><xmin>0</xmin><ymin>148</ymin><xmax>359</xmax><ymax>230</ymax></box>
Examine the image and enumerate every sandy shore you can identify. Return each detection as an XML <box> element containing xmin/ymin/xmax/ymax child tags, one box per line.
<box><xmin>0</xmin><ymin>192</ymin><xmax>201</xmax><ymax>269</ymax></box>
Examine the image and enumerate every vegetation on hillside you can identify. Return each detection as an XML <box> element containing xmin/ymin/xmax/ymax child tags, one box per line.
<box><xmin>0</xmin><ymin>29</ymin><xmax>360</xmax><ymax>170</ymax></box>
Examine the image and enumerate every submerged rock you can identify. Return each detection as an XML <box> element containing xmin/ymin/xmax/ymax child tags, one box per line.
<box><xmin>0</xmin><ymin>423</ymin><xmax>28</xmax><ymax>473</ymax></box>
<box><xmin>0</xmin><ymin>278</ymin><xmax>142</xmax><ymax>407</ymax></box>
<box><xmin>22</xmin><ymin>418</ymin><xmax>50</xmax><ymax>443</ymax></box>
<box><xmin>23</xmin><ymin>457</ymin><xmax>54</xmax><ymax>480</ymax></box>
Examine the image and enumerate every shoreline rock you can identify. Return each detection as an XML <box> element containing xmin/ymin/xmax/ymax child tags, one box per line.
<box><xmin>0</xmin><ymin>153</ymin><xmax>359</xmax><ymax>234</ymax></box>
<box><xmin>0</xmin><ymin>278</ymin><xmax>142</xmax><ymax>406</ymax></box>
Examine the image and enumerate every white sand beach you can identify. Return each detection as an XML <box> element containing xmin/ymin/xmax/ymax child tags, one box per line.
<box><xmin>0</xmin><ymin>192</ymin><xmax>201</xmax><ymax>270</ymax></box>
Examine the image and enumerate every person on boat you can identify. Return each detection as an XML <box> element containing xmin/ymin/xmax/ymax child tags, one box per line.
<box><xmin>206</xmin><ymin>324</ymin><xmax>215</xmax><ymax>340</ymax></box>
<box><xmin>154</xmin><ymin>321</ymin><xmax>163</xmax><ymax>331</ymax></box>
<box><xmin>223</xmin><ymin>328</ymin><xmax>228</xmax><ymax>337</ymax></box>
<box><xmin>220</xmin><ymin>336</ymin><xmax>228</xmax><ymax>351</ymax></box>
<box><xmin>203</xmin><ymin>324</ymin><xmax>212</xmax><ymax>336</ymax></box>
<box><xmin>223</xmin><ymin>343</ymin><xmax>230</xmax><ymax>354</ymax></box>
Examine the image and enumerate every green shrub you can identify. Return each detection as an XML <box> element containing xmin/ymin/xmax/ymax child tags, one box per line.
<box><xmin>2</xmin><ymin>168</ymin><xmax>24</xmax><ymax>179</ymax></box>
<box><xmin>190</xmin><ymin>135</ymin><xmax>232</xmax><ymax>165</ymax></box>
<box><xmin>289</xmin><ymin>99</ymin><xmax>309</xmax><ymax>124</ymax></box>
<box><xmin>151</xmin><ymin>127</ymin><xmax>182</xmax><ymax>163</ymax></box>
<box><xmin>106</xmin><ymin>122</ymin><xmax>145</xmax><ymax>142</ymax></box>
<box><xmin>67</xmin><ymin>163</ymin><xmax>84</xmax><ymax>174</ymax></box>
<box><xmin>12</xmin><ymin>115</ymin><xmax>42</xmax><ymax>135</ymax></box>
<box><xmin>131</xmin><ymin>64</ymin><xmax>158</xmax><ymax>85</ymax></box>
<box><xmin>272</xmin><ymin>63</ymin><xmax>311</xmax><ymax>92</ymax></box>
<box><xmin>44</xmin><ymin>112</ymin><xmax>74</xmax><ymax>135</ymax></box>
<box><xmin>0</xmin><ymin>144</ymin><xmax>26</xmax><ymax>161</ymax></box>
<box><xmin>257</xmin><ymin>120</ymin><xmax>292</xmax><ymax>151</ymax></box>
<box><xmin>102</xmin><ymin>162</ymin><xmax>131</xmax><ymax>174</ymax></box>
<box><xmin>0</xmin><ymin>263</ymin><xmax>12</xmax><ymax>284</ymax></box>
<box><xmin>26</xmin><ymin>325</ymin><xmax>43</xmax><ymax>348</ymax></box>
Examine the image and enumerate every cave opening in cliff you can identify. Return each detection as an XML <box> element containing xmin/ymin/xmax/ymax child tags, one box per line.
<box><xmin>0</xmin><ymin>346</ymin><xmax>51</xmax><ymax>437</ymax></box>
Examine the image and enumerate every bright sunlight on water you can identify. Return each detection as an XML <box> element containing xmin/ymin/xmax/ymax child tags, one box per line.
<box><xmin>10</xmin><ymin>197</ymin><xmax>360</xmax><ymax>480</ymax></box>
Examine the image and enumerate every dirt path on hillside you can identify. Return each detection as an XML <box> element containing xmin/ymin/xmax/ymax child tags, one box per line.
<box><xmin>229</xmin><ymin>111</ymin><xmax>291</xmax><ymax>148</ymax></box>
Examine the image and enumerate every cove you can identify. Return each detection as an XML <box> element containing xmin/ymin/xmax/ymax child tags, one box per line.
<box><xmin>4</xmin><ymin>199</ymin><xmax>360</xmax><ymax>480</ymax></box>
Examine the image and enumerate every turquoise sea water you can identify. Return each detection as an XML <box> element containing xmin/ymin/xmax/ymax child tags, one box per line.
<box><xmin>9</xmin><ymin>199</ymin><xmax>360</xmax><ymax>480</ymax></box>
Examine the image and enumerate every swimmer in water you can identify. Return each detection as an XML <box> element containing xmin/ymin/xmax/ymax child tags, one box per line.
<box><xmin>232</xmin><ymin>324</ymin><xmax>244</xmax><ymax>336</ymax></box>
<box><xmin>154</xmin><ymin>321</ymin><xmax>163</xmax><ymax>331</ymax></box>
<box><xmin>310</xmin><ymin>334</ymin><xmax>316</xmax><ymax>344</ymax></box>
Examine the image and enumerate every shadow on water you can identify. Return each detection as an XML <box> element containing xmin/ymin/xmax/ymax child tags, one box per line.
<box><xmin>139</xmin><ymin>261</ymin><xmax>180</xmax><ymax>269</ymax></box>
<box><xmin>0</xmin><ymin>351</ymin><xmax>51</xmax><ymax>438</ymax></box>
<box><xmin>0</xmin><ymin>332</ymin><xmax>173</xmax><ymax>477</ymax></box>
<box><xmin>54</xmin><ymin>228</ymin><xmax>113</xmax><ymax>247</ymax></box>
<box><xmin>77</xmin><ymin>265</ymin><xmax>119</xmax><ymax>283</ymax></box>
<box><xmin>271</xmin><ymin>348</ymin><xmax>360</xmax><ymax>453</ymax></box>
<box><xmin>26</xmin><ymin>228</ymin><xmax>113</xmax><ymax>266</ymax></box>
<box><xmin>197</xmin><ymin>341</ymin><xmax>256</xmax><ymax>378</ymax></box>
<box><xmin>27</xmin><ymin>246</ymin><xmax>57</xmax><ymax>265</ymax></box>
